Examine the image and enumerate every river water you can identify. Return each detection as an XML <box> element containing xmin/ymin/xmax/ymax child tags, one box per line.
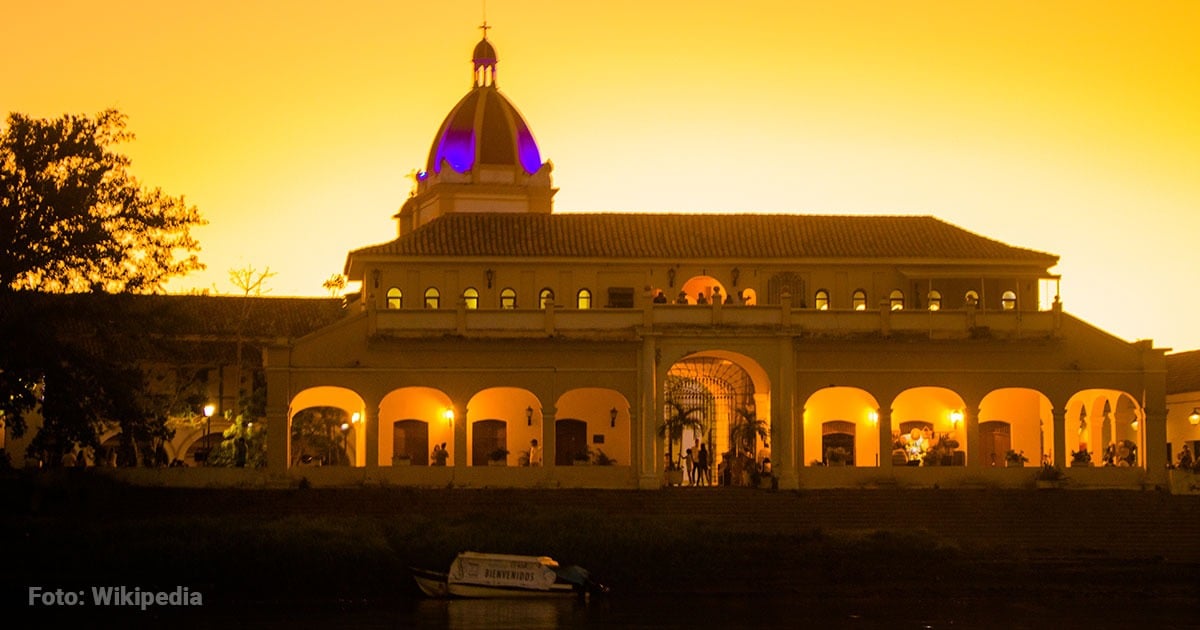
<box><xmin>34</xmin><ymin>592</ymin><xmax>1199</xmax><ymax>629</ymax></box>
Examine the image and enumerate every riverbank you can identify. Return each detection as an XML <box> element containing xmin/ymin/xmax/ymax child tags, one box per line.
<box><xmin>3</xmin><ymin>472</ymin><xmax>1198</xmax><ymax>608</ymax></box>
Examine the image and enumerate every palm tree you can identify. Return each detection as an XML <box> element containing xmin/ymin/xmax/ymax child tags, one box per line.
<box><xmin>658</xmin><ymin>399</ymin><xmax>704</xmax><ymax>470</ymax></box>
<box><xmin>729</xmin><ymin>405</ymin><xmax>768</xmax><ymax>458</ymax></box>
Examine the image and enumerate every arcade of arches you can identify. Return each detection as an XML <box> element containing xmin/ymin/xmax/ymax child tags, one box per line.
<box><xmin>279</xmin><ymin>363</ymin><xmax>1148</xmax><ymax>483</ymax></box>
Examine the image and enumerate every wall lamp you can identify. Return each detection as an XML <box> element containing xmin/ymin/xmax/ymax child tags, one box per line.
<box><xmin>610</xmin><ymin>407</ymin><xmax>618</xmax><ymax>427</ymax></box>
<box><xmin>1190</xmin><ymin>408</ymin><xmax>1200</xmax><ymax>426</ymax></box>
<box><xmin>526</xmin><ymin>406</ymin><xmax>534</xmax><ymax>426</ymax></box>
<box><xmin>949</xmin><ymin>410</ymin><xmax>963</xmax><ymax>428</ymax></box>
<box><xmin>442</xmin><ymin>409</ymin><xmax>455</xmax><ymax>426</ymax></box>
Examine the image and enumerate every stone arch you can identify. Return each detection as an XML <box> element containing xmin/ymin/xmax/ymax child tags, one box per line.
<box><xmin>979</xmin><ymin>388</ymin><xmax>1052</xmax><ymax>467</ymax></box>
<box><xmin>288</xmin><ymin>386</ymin><xmax>366</xmax><ymax>468</ymax></box>
<box><xmin>555</xmin><ymin>388</ymin><xmax>631</xmax><ymax>466</ymax></box>
<box><xmin>1067</xmin><ymin>389</ymin><xmax>1143</xmax><ymax>468</ymax></box>
<box><xmin>380</xmin><ymin>387</ymin><xmax>454</xmax><ymax>466</ymax></box>
<box><xmin>803</xmin><ymin>387</ymin><xmax>881</xmax><ymax>467</ymax></box>
<box><xmin>891</xmin><ymin>387</ymin><xmax>967</xmax><ymax>466</ymax></box>
<box><xmin>679</xmin><ymin>275</ymin><xmax>727</xmax><ymax>305</ymax></box>
<box><xmin>466</xmin><ymin>387</ymin><xmax>542</xmax><ymax>467</ymax></box>
<box><xmin>663</xmin><ymin>350</ymin><xmax>771</xmax><ymax>485</ymax></box>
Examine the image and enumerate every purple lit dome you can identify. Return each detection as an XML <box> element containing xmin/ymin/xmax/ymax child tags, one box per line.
<box><xmin>425</xmin><ymin>37</ymin><xmax>543</xmax><ymax>176</ymax></box>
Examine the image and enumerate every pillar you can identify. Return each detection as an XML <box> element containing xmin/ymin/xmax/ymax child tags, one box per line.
<box><xmin>877</xmin><ymin>408</ymin><xmax>894</xmax><ymax>472</ymax></box>
<box><xmin>775</xmin><ymin>335</ymin><xmax>798</xmax><ymax>489</ymax></box>
<box><xmin>541</xmin><ymin>407</ymin><xmax>557</xmax><ymax>468</ymax></box>
<box><xmin>638</xmin><ymin>335</ymin><xmax>659</xmax><ymax>489</ymax></box>
<box><xmin>963</xmin><ymin>405</ymin><xmax>980</xmax><ymax>468</ymax></box>
<box><xmin>452</xmin><ymin>403</ymin><xmax>467</xmax><ymax>469</ymax></box>
<box><xmin>263</xmin><ymin>346</ymin><xmax>291</xmax><ymax>476</ymax></box>
<box><xmin>1052</xmin><ymin>407</ymin><xmax>1067</xmax><ymax>467</ymax></box>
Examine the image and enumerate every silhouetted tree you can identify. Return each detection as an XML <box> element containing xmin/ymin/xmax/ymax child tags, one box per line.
<box><xmin>0</xmin><ymin>109</ymin><xmax>204</xmax><ymax>292</ymax></box>
<box><xmin>0</xmin><ymin>110</ymin><xmax>204</xmax><ymax>460</ymax></box>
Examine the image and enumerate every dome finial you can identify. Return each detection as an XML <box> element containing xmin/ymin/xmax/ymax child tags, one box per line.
<box><xmin>472</xmin><ymin>23</ymin><xmax>498</xmax><ymax>87</ymax></box>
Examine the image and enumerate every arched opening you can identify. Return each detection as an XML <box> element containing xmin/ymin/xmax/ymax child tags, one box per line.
<box><xmin>766</xmin><ymin>272</ymin><xmax>804</xmax><ymax>306</ymax></box>
<box><xmin>466</xmin><ymin>387</ymin><xmax>541</xmax><ymax>467</ymax></box>
<box><xmin>424</xmin><ymin>287</ymin><xmax>440</xmax><ymax>309</ymax></box>
<box><xmin>380</xmin><ymin>387</ymin><xmax>454</xmax><ymax>466</ymax></box>
<box><xmin>576</xmin><ymin>288</ymin><xmax>592</xmax><ymax>309</ymax></box>
<box><xmin>679</xmin><ymin>275</ymin><xmax>727</xmax><ymax>305</ymax></box>
<box><xmin>288</xmin><ymin>387</ymin><xmax>366</xmax><ymax>468</ymax></box>
<box><xmin>980</xmin><ymin>388</ymin><xmax>1052</xmax><ymax>466</ymax></box>
<box><xmin>555</xmin><ymin>388</ymin><xmax>630</xmax><ymax>466</ymax></box>
<box><xmin>462</xmin><ymin>287</ymin><xmax>479</xmax><ymax>310</ymax></box>
<box><xmin>803</xmin><ymin>387</ymin><xmax>880</xmax><ymax>467</ymax></box>
<box><xmin>891</xmin><ymin>387</ymin><xmax>966</xmax><ymax>466</ymax></box>
<box><xmin>889</xmin><ymin>290</ymin><xmax>904</xmax><ymax>311</ymax></box>
<box><xmin>852</xmin><ymin>289</ymin><xmax>867</xmax><ymax>311</ymax></box>
<box><xmin>386</xmin><ymin>288</ymin><xmax>402</xmax><ymax>309</ymax></box>
<box><xmin>500</xmin><ymin>287</ymin><xmax>517</xmax><ymax>309</ymax></box>
<box><xmin>663</xmin><ymin>351</ymin><xmax>770</xmax><ymax>487</ymax></box>
<box><xmin>1068</xmin><ymin>389</ymin><xmax>1143</xmax><ymax>468</ymax></box>
<box><xmin>814</xmin><ymin>289</ymin><xmax>830</xmax><ymax>310</ymax></box>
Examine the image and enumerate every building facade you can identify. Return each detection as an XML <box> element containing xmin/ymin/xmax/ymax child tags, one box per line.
<box><xmin>257</xmin><ymin>34</ymin><xmax>1173</xmax><ymax>490</ymax></box>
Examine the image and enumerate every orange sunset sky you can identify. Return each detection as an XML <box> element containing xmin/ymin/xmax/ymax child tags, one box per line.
<box><xmin>4</xmin><ymin>1</ymin><xmax>1199</xmax><ymax>351</ymax></box>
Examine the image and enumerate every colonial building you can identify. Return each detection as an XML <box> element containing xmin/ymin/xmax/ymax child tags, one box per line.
<box><xmin>257</xmin><ymin>32</ymin><xmax>1174</xmax><ymax>490</ymax></box>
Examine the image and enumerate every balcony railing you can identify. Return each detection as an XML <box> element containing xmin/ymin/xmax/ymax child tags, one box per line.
<box><xmin>370</xmin><ymin>303</ymin><xmax>1060</xmax><ymax>340</ymax></box>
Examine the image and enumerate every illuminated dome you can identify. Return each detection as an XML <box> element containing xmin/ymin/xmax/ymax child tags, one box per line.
<box><xmin>424</xmin><ymin>35</ymin><xmax>543</xmax><ymax>176</ymax></box>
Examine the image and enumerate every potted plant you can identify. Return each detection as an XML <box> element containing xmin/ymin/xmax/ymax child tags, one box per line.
<box><xmin>573</xmin><ymin>449</ymin><xmax>591</xmax><ymax>466</ymax></box>
<box><xmin>488</xmin><ymin>447</ymin><xmax>509</xmax><ymax>466</ymax></box>
<box><xmin>1070</xmin><ymin>449</ymin><xmax>1092</xmax><ymax>468</ymax></box>
<box><xmin>1035</xmin><ymin>463</ymin><xmax>1067</xmax><ymax>488</ymax></box>
<box><xmin>593</xmin><ymin>449</ymin><xmax>616</xmax><ymax>466</ymax></box>
<box><xmin>826</xmin><ymin>447</ymin><xmax>851</xmax><ymax>466</ymax></box>
<box><xmin>1005</xmin><ymin>449</ymin><xmax>1029</xmax><ymax>468</ymax></box>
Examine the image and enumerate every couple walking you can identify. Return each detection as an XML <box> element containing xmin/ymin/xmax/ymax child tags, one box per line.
<box><xmin>684</xmin><ymin>440</ymin><xmax>711</xmax><ymax>486</ymax></box>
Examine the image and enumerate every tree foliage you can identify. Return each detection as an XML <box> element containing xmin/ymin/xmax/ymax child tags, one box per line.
<box><xmin>0</xmin><ymin>110</ymin><xmax>205</xmax><ymax>463</ymax></box>
<box><xmin>0</xmin><ymin>109</ymin><xmax>204</xmax><ymax>292</ymax></box>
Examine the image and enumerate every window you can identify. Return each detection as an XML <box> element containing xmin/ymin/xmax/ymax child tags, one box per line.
<box><xmin>927</xmin><ymin>290</ymin><xmax>941</xmax><ymax>311</ymax></box>
<box><xmin>386</xmin><ymin>287</ymin><xmax>402</xmax><ymax>309</ymax></box>
<box><xmin>965</xmin><ymin>290</ymin><xmax>979</xmax><ymax>308</ymax></box>
<box><xmin>462</xmin><ymin>287</ymin><xmax>479</xmax><ymax>310</ymax></box>
<box><xmin>539</xmin><ymin>288</ymin><xmax>555</xmax><ymax>309</ymax></box>
<box><xmin>852</xmin><ymin>289</ymin><xmax>867</xmax><ymax>311</ymax></box>
<box><xmin>814</xmin><ymin>289</ymin><xmax>830</xmax><ymax>310</ymax></box>
<box><xmin>577</xmin><ymin>288</ymin><xmax>592</xmax><ymax>309</ymax></box>
<box><xmin>500</xmin><ymin>288</ymin><xmax>516</xmax><ymax>309</ymax></box>
<box><xmin>424</xmin><ymin>287</ymin><xmax>440</xmax><ymax>309</ymax></box>
<box><xmin>1001</xmin><ymin>290</ymin><xmax>1017</xmax><ymax>311</ymax></box>
<box><xmin>607</xmin><ymin>287</ymin><xmax>635</xmax><ymax>308</ymax></box>
<box><xmin>889</xmin><ymin>290</ymin><xmax>904</xmax><ymax>311</ymax></box>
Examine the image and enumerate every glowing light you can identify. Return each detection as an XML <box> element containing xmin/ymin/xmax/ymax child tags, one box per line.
<box><xmin>949</xmin><ymin>410</ymin><xmax>963</xmax><ymax>427</ymax></box>
<box><xmin>867</xmin><ymin>410</ymin><xmax>879</xmax><ymax>424</ymax></box>
<box><xmin>203</xmin><ymin>404</ymin><xmax>215</xmax><ymax>418</ymax></box>
<box><xmin>351</xmin><ymin>412</ymin><xmax>361</xmax><ymax>423</ymax></box>
<box><xmin>1189</xmin><ymin>408</ymin><xmax>1200</xmax><ymax>426</ymax></box>
<box><xmin>443</xmin><ymin>409</ymin><xmax>456</xmax><ymax>424</ymax></box>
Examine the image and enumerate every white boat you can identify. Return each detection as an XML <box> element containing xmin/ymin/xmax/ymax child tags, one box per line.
<box><xmin>411</xmin><ymin>551</ymin><xmax>604</xmax><ymax>599</ymax></box>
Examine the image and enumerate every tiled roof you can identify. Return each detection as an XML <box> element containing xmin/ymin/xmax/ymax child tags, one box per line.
<box><xmin>1167</xmin><ymin>350</ymin><xmax>1200</xmax><ymax>395</ymax></box>
<box><xmin>350</xmin><ymin>213</ymin><xmax>1058</xmax><ymax>262</ymax></box>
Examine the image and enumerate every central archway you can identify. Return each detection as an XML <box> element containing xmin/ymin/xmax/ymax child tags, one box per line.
<box><xmin>663</xmin><ymin>351</ymin><xmax>771</xmax><ymax>486</ymax></box>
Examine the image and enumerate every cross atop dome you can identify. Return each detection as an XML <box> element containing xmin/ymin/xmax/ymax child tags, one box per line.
<box><xmin>472</xmin><ymin>22</ymin><xmax>498</xmax><ymax>87</ymax></box>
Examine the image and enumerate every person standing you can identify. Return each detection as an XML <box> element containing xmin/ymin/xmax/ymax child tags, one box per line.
<box><xmin>683</xmin><ymin>448</ymin><xmax>695</xmax><ymax>485</ymax></box>
<box><xmin>697</xmin><ymin>443</ymin><xmax>711</xmax><ymax>486</ymax></box>
<box><xmin>529</xmin><ymin>439</ymin><xmax>542</xmax><ymax>466</ymax></box>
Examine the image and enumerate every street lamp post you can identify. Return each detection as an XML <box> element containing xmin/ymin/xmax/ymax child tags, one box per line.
<box><xmin>202</xmin><ymin>404</ymin><xmax>215</xmax><ymax>466</ymax></box>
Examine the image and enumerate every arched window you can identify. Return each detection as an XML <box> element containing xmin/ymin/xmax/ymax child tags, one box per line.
<box><xmin>814</xmin><ymin>289</ymin><xmax>830</xmax><ymax>310</ymax></box>
<box><xmin>889</xmin><ymin>290</ymin><xmax>904</xmax><ymax>311</ymax></box>
<box><xmin>852</xmin><ymin>289</ymin><xmax>867</xmax><ymax>311</ymax></box>
<box><xmin>386</xmin><ymin>287</ymin><xmax>402</xmax><ymax>310</ymax></box>
<box><xmin>577</xmin><ymin>289</ymin><xmax>592</xmax><ymax>309</ymax></box>
<box><xmin>500</xmin><ymin>288</ymin><xmax>516</xmax><ymax>309</ymax></box>
<box><xmin>965</xmin><ymin>290</ymin><xmax>979</xmax><ymax>308</ymax></box>
<box><xmin>539</xmin><ymin>288</ymin><xmax>555</xmax><ymax>309</ymax></box>
<box><xmin>927</xmin><ymin>290</ymin><xmax>942</xmax><ymax>311</ymax></box>
<box><xmin>424</xmin><ymin>287</ymin><xmax>440</xmax><ymax>309</ymax></box>
<box><xmin>1001</xmin><ymin>290</ymin><xmax>1017</xmax><ymax>311</ymax></box>
<box><xmin>462</xmin><ymin>287</ymin><xmax>479</xmax><ymax>310</ymax></box>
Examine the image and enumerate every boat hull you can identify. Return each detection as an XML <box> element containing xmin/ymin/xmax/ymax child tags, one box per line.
<box><xmin>410</xmin><ymin>567</ymin><xmax>577</xmax><ymax>599</ymax></box>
